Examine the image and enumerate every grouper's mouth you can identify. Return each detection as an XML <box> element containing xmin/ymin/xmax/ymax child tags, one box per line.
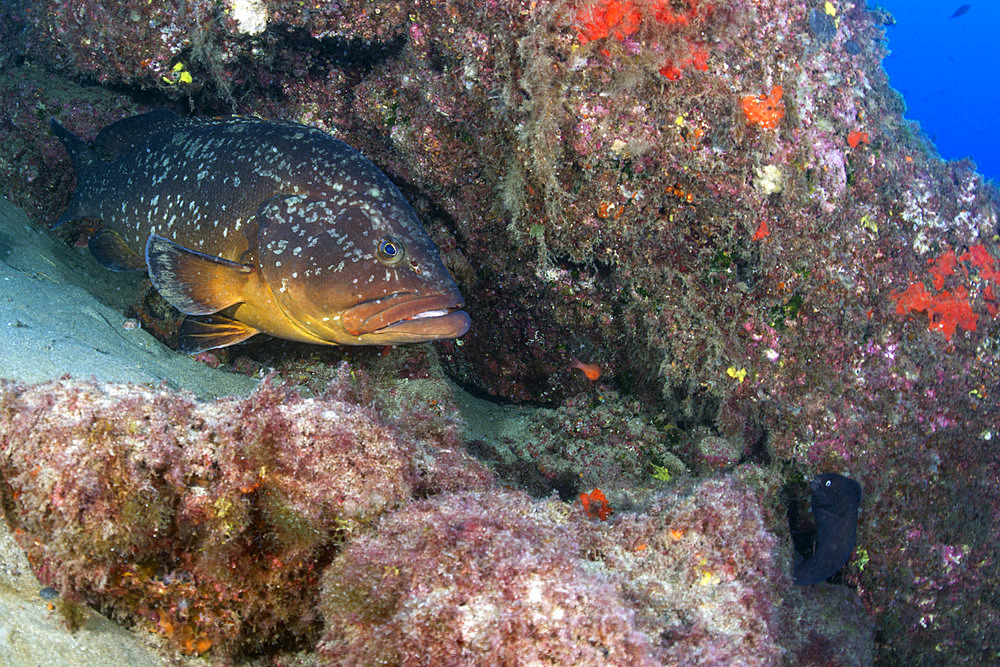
<box><xmin>342</xmin><ymin>292</ymin><xmax>470</xmax><ymax>341</ymax></box>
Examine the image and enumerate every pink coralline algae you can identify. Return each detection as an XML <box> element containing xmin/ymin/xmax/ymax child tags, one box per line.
<box><xmin>0</xmin><ymin>372</ymin><xmax>871</xmax><ymax>661</ymax></box>
<box><xmin>320</xmin><ymin>473</ymin><xmax>870</xmax><ymax>664</ymax></box>
<box><xmin>0</xmin><ymin>374</ymin><xmax>490</xmax><ymax>656</ymax></box>
<box><xmin>318</xmin><ymin>489</ymin><xmax>659</xmax><ymax>665</ymax></box>
<box><xmin>598</xmin><ymin>475</ymin><xmax>790</xmax><ymax>663</ymax></box>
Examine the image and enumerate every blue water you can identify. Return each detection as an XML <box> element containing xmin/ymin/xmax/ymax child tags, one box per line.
<box><xmin>877</xmin><ymin>2</ymin><xmax>1000</xmax><ymax>183</ymax></box>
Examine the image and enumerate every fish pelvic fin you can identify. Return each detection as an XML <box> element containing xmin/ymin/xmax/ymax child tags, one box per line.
<box><xmin>177</xmin><ymin>314</ymin><xmax>260</xmax><ymax>353</ymax></box>
<box><xmin>50</xmin><ymin>118</ymin><xmax>99</xmax><ymax>229</ymax></box>
<box><xmin>145</xmin><ymin>235</ymin><xmax>252</xmax><ymax>315</ymax></box>
<box><xmin>88</xmin><ymin>228</ymin><xmax>146</xmax><ymax>271</ymax></box>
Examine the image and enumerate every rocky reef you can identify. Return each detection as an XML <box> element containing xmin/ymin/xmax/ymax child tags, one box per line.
<box><xmin>0</xmin><ymin>0</ymin><xmax>997</xmax><ymax>663</ymax></box>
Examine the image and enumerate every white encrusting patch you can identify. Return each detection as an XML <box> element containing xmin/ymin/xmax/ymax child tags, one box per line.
<box><xmin>410</xmin><ymin>309</ymin><xmax>449</xmax><ymax>319</ymax></box>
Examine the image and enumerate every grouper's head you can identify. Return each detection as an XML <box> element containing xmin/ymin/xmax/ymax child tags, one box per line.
<box><xmin>254</xmin><ymin>195</ymin><xmax>469</xmax><ymax>345</ymax></box>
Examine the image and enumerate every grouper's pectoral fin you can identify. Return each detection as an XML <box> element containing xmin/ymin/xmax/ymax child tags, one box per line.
<box><xmin>177</xmin><ymin>315</ymin><xmax>260</xmax><ymax>354</ymax></box>
<box><xmin>145</xmin><ymin>234</ymin><xmax>252</xmax><ymax>315</ymax></box>
<box><xmin>88</xmin><ymin>228</ymin><xmax>147</xmax><ymax>271</ymax></box>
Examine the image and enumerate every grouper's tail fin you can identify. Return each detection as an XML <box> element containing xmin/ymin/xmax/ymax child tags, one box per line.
<box><xmin>50</xmin><ymin>118</ymin><xmax>99</xmax><ymax>229</ymax></box>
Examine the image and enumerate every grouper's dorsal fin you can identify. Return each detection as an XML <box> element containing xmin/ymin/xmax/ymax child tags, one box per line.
<box><xmin>50</xmin><ymin>118</ymin><xmax>97</xmax><ymax>174</ymax></box>
<box><xmin>177</xmin><ymin>315</ymin><xmax>260</xmax><ymax>354</ymax></box>
<box><xmin>50</xmin><ymin>118</ymin><xmax>99</xmax><ymax>228</ymax></box>
<box><xmin>145</xmin><ymin>235</ymin><xmax>252</xmax><ymax>315</ymax></box>
<box><xmin>93</xmin><ymin>109</ymin><xmax>190</xmax><ymax>161</ymax></box>
<box><xmin>88</xmin><ymin>228</ymin><xmax>146</xmax><ymax>271</ymax></box>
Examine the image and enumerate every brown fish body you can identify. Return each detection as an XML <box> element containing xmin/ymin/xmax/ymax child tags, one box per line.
<box><xmin>51</xmin><ymin>110</ymin><xmax>469</xmax><ymax>352</ymax></box>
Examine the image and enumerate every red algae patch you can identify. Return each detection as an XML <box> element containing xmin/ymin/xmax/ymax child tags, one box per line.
<box><xmin>892</xmin><ymin>244</ymin><xmax>1000</xmax><ymax>340</ymax></box>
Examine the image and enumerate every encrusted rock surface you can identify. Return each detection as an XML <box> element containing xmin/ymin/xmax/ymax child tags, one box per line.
<box><xmin>0</xmin><ymin>0</ymin><xmax>995</xmax><ymax>662</ymax></box>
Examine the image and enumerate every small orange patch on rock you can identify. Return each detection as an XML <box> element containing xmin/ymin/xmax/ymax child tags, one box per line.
<box><xmin>580</xmin><ymin>488</ymin><xmax>613</xmax><ymax>521</ymax></box>
<box><xmin>741</xmin><ymin>86</ymin><xmax>785</xmax><ymax>129</ymax></box>
<box><xmin>847</xmin><ymin>129</ymin><xmax>870</xmax><ymax>148</ymax></box>
<box><xmin>180</xmin><ymin>633</ymin><xmax>213</xmax><ymax>655</ymax></box>
<box><xmin>752</xmin><ymin>220</ymin><xmax>770</xmax><ymax>241</ymax></box>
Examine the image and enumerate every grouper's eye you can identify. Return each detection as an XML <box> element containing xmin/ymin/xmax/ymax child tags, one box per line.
<box><xmin>377</xmin><ymin>236</ymin><xmax>405</xmax><ymax>265</ymax></box>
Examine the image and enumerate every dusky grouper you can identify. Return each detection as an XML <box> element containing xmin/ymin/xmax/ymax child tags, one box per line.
<box><xmin>50</xmin><ymin>109</ymin><xmax>470</xmax><ymax>353</ymax></box>
<box><xmin>794</xmin><ymin>473</ymin><xmax>863</xmax><ymax>585</ymax></box>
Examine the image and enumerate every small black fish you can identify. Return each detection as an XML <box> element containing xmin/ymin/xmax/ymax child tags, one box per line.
<box><xmin>51</xmin><ymin>110</ymin><xmax>470</xmax><ymax>353</ymax></box>
<box><xmin>949</xmin><ymin>4</ymin><xmax>971</xmax><ymax>19</ymax></box>
<box><xmin>793</xmin><ymin>473</ymin><xmax>862</xmax><ymax>586</ymax></box>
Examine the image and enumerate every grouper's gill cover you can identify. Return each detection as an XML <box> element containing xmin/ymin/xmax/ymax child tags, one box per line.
<box><xmin>50</xmin><ymin>109</ymin><xmax>470</xmax><ymax>352</ymax></box>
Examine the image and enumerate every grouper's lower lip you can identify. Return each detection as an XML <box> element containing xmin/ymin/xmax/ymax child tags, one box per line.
<box><xmin>375</xmin><ymin>309</ymin><xmax>470</xmax><ymax>339</ymax></box>
<box><xmin>343</xmin><ymin>292</ymin><xmax>469</xmax><ymax>340</ymax></box>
